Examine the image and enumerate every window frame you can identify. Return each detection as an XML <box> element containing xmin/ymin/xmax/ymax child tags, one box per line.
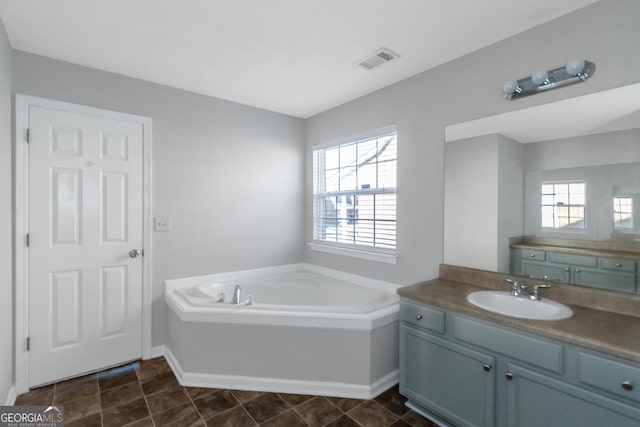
<box><xmin>613</xmin><ymin>195</ymin><xmax>634</xmax><ymax>230</ymax></box>
<box><xmin>540</xmin><ymin>180</ymin><xmax>587</xmax><ymax>231</ymax></box>
<box><xmin>310</xmin><ymin>126</ymin><xmax>398</xmax><ymax>263</ymax></box>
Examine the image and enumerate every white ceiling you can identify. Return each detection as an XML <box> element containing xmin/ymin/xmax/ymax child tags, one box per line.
<box><xmin>445</xmin><ymin>83</ymin><xmax>640</xmax><ymax>143</ymax></box>
<box><xmin>0</xmin><ymin>0</ymin><xmax>598</xmax><ymax>118</ymax></box>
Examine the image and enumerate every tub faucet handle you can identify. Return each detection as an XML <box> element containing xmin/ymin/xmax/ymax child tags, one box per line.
<box><xmin>216</xmin><ymin>293</ymin><xmax>225</xmax><ymax>303</ymax></box>
<box><xmin>231</xmin><ymin>284</ymin><xmax>242</xmax><ymax>304</ymax></box>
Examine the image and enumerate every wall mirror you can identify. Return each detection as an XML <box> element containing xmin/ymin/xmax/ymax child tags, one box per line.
<box><xmin>443</xmin><ymin>83</ymin><xmax>640</xmax><ymax>294</ymax></box>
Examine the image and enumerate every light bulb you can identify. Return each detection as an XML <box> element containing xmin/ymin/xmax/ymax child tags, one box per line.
<box><xmin>565</xmin><ymin>59</ymin><xmax>585</xmax><ymax>76</ymax></box>
<box><xmin>503</xmin><ymin>80</ymin><xmax>519</xmax><ymax>95</ymax></box>
<box><xmin>531</xmin><ymin>70</ymin><xmax>549</xmax><ymax>86</ymax></box>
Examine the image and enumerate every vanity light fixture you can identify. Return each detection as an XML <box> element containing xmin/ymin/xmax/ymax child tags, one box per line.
<box><xmin>503</xmin><ymin>59</ymin><xmax>595</xmax><ymax>100</ymax></box>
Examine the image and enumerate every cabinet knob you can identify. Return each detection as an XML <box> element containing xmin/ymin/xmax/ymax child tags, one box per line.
<box><xmin>621</xmin><ymin>381</ymin><xmax>634</xmax><ymax>391</ymax></box>
<box><xmin>483</xmin><ymin>364</ymin><xmax>492</xmax><ymax>372</ymax></box>
<box><xmin>530</xmin><ymin>253</ymin><xmax>536</xmax><ymax>258</ymax></box>
<box><xmin>616</xmin><ymin>263</ymin><xmax>623</xmax><ymax>268</ymax></box>
<box><xmin>574</xmin><ymin>269</ymin><xmax>581</xmax><ymax>273</ymax></box>
<box><xmin>415</xmin><ymin>314</ymin><xmax>423</xmax><ymax>320</ymax></box>
<box><xmin>505</xmin><ymin>372</ymin><xmax>513</xmax><ymax>381</ymax></box>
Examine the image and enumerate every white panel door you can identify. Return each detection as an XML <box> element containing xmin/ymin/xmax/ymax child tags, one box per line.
<box><xmin>28</xmin><ymin>106</ymin><xmax>144</xmax><ymax>387</ymax></box>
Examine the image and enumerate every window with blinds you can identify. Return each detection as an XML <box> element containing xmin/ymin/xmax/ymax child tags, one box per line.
<box><xmin>541</xmin><ymin>182</ymin><xmax>586</xmax><ymax>229</ymax></box>
<box><xmin>613</xmin><ymin>196</ymin><xmax>634</xmax><ymax>229</ymax></box>
<box><xmin>312</xmin><ymin>131</ymin><xmax>397</xmax><ymax>251</ymax></box>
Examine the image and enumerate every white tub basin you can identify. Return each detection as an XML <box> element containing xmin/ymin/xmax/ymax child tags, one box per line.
<box><xmin>466</xmin><ymin>291</ymin><xmax>573</xmax><ymax>320</ymax></box>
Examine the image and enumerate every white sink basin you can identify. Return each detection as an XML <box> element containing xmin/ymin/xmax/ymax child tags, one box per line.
<box><xmin>466</xmin><ymin>291</ymin><xmax>573</xmax><ymax>320</ymax></box>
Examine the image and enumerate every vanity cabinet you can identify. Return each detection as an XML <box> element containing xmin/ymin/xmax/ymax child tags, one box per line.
<box><xmin>505</xmin><ymin>364</ymin><xmax>640</xmax><ymax>427</ymax></box>
<box><xmin>399</xmin><ymin>300</ymin><xmax>640</xmax><ymax>427</ymax></box>
<box><xmin>511</xmin><ymin>246</ymin><xmax>638</xmax><ymax>293</ymax></box>
<box><xmin>399</xmin><ymin>303</ymin><xmax>494</xmax><ymax>427</ymax></box>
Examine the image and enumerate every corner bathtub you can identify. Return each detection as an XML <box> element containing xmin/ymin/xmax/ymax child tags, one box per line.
<box><xmin>164</xmin><ymin>263</ymin><xmax>401</xmax><ymax>399</ymax></box>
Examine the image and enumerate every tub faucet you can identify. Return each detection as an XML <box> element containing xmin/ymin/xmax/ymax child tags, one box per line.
<box><xmin>230</xmin><ymin>285</ymin><xmax>241</xmax><ymax>304</ymax></box>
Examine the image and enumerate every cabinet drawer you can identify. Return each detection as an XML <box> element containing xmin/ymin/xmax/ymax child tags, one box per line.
<box><xmin>521</xmin><ymin>261</ymin><xmax>569</xmax><ymax>282</ymax></box>
<box><xmin>453</xmin><ymin>316</ymin><xmax>563</xmax><ymax>373</ymax></box>
<box><xmin>548</xmin><ymin>252</ymin><xmax>597</xmax><ymax>267</ymax></box>
<box><xmin>578</xmin><ymin>352</ymin><xmax>640</xmax><ymax>403</ymax></box>
<box><xmin>520</xmin><ymin>249</ymin><xmax>546</xmax><ymax>262</ymax></box>
<box><xmin>400</xmin><ymin>302</ymin><xmax>445</xmax><ymax>334</ymax></box>
<box><xmin>600</xmin><ymin>258</ymin><xmax>637</xmax><ymax>273</ymax></box>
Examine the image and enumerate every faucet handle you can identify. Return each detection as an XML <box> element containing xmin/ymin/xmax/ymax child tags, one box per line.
<box><xmin>503</xmin><ymin>278</ymin><xmax>521</xmax><ymax>295</ymax></box>
<box><xmin>532</xmin><ymin>284</ymin><xmax>551</xmax><ymax>299</ymax></box>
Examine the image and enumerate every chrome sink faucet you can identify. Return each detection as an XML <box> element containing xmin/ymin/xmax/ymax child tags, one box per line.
<box><xmin>503</xmin><ymin>278</ymin><xmax>550</xmax><ymax>300</ymax></box>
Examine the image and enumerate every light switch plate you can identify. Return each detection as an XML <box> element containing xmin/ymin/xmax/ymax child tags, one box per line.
<box><xmin>154</xmin><ymin>217</ymin><xmax>172</xmax><ymax>232</ymax></box>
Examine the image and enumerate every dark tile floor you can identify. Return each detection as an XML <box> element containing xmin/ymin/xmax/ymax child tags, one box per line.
<box><xmin>14</xmin><ymin>357</ymin><xmax>437</xmax><ymax>427</ymax></box>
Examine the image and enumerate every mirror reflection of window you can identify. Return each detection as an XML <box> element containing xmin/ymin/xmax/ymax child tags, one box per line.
<box><xmin>613</xmin><ymin>196</ymin><xmax>634</xmax><ymax>229</ymax></box>
<box><xmin>541</xmin><ymin>182</ymin><xmax>586</xmax><ymax>229</ymax></box>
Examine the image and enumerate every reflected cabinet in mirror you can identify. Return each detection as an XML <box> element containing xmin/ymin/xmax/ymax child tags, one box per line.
<box><xmin>444</xmin><ymin>83</ymin><xmax>640</xmax><ymax>294</ymax></box>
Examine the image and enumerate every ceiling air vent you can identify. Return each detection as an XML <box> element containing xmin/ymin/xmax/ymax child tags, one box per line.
<box><xmin>357</xmin><ymin>48</ymin><xmax>400</xmax><ymax>70</ymax></box>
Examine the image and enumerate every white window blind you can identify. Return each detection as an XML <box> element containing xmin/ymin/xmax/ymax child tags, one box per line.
<box><xmin>312</xmin><ymin>131</ymin><xmax>397</xmax><ymax>251</ymax></box>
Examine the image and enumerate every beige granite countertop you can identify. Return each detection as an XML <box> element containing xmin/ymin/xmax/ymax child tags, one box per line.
<box><xmin>397</xmin><ymin>278</ymin><xmax>640</xmax><ymax>364</ymax></box>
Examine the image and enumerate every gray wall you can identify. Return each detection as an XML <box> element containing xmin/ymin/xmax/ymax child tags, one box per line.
<box><xmin>496</xmin><ymin>135</ymin><xmax>524</xmax><ymax>271</ymax></box>
<box><xmin>12</xmin><ymin>52</ymin><xmax>306</xmax><ymax>347</ymax></box>
<box><xmin>305</xmin><ymin>0</ymin><xmax>640</xmax><ymax>284</ymax></box>
<box><xmin>444</xmin><ymin>135</ymin><xmax>499</xmax><ymax>271</ymax></box>
<box><xmin>444</xmin><ymin>134</ymin><xmax>524</xmax><ymax>272</ymax></box>
<box><xmin>0</xmin><ymin>18</ymin><xmax>12</xmax><ymax>403</ymax></box>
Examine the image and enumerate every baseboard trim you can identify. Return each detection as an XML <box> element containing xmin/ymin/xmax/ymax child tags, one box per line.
<box><xmin>4</xmin><ymin>385</ymin><xmax>17</xmax><ymax>406</ymax></box>
<box><xmin>164</xmin><ymin>346</ymin><xmax>397</xmax><ymax>399</ymax></box>
<box><xmin>149</xmin><ymin>345</ymin><xmax>166</xmax><ymax>359</ymax></box>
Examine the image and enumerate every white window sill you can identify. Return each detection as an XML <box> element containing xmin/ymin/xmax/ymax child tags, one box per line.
<box><xmin>308</xmin><ymin>242</ymin><xmax>397</xmax><ymax>264</ymax></box>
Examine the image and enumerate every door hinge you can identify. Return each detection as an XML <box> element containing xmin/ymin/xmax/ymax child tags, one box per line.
<box><xmin>26</xmin><ymin>233</ymin><xmax>30</xmax><ymax>247</ymax></box>
<box><xmin>141</xmin><ymin>249</ymin><xmax>144</xmax><ymax>257</ymax></box>
<box><xmin>26</xmin><ymin>337</ymin><xmax>30</xmax><ymax>351</ymax></box>
<box><xmin>26</xmin><ymin>128</ymin><xmax>30</xmax><ymax>143</ymax></box>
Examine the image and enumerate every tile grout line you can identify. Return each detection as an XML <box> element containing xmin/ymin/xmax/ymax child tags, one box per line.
<box><xmin>347</xmin><ymin>399</ymin><xmax>401</xmax><ymax>427</ymax></box>
<box><xmin>236</xmin><ymin>397</ymin><xmax>263</xmax><ymax>427</ymax></box>
<box><xmin>182</xmin><ymin>385</ymin><xmax>208</xmax><ymax>426</ymax></box>
<box><xmin>135</xmin><ymin>364</ymin><xmax>157</xmax><ymax>427</ymax></box>
<box><xmin>279</xmin><ymin>392</ymin><xmax>308</xmax><ymax>425</ymax></box>
<box><xmin>289</xmin><ymin>396</ymin><xmax>344</xmax><ymax>427</ymax></box>
<box><xmin>234</xmin><ymin>402</ymin><xmax>260</xmax><ymax>427</ymax></box>
<box><xmin>97</xmin><ymin>375</ymin><xmax>104</xmax><ymax>427</ymax></box>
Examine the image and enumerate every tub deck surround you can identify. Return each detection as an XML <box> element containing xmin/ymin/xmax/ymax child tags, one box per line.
<box><xmin>164</xmin><ymin>264</ymin><xmax>401</xmax><ymax>399</ymax></box>
<box><xmin>166</xmin><ymin>265</ymin><xmax>399</xmax><ymax>330</ymax></box>
<box><xmin>398</xmin><ymin>274</ymin><xmax>640</xmax><ymax>364</ymax></box>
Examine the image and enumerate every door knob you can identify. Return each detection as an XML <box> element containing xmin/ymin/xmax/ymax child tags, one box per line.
<box><xmin>129</xmin><ymin>249</ymin><xmax>140</xmax><ymax>258</ymax></box>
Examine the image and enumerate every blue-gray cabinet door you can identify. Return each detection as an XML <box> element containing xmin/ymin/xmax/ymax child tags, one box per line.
<box><xmin>505</xmin><ymin>363</ymin><xmax>640</xmax><ymax>427</ymax></box>
<box><xmin>399</xmin><ymin>325</ymin><xmax>495</xmax><ymax>427</ymax></box>
<box><xmin>572</xmin><ymin>268</ymin><xmax>637</xmax><ymax>293</ymax></box>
